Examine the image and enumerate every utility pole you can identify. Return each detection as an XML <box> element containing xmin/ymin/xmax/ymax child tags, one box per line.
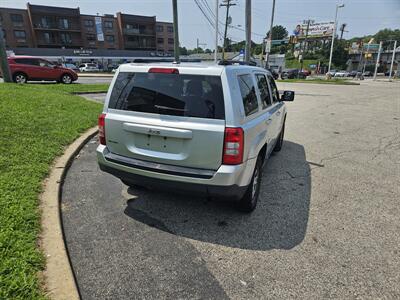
<box><xmin>221</xmin><ymin>0</ymin><xmax>236</xmax><ymax>60</ymax></box>
<box><xmin>196</xmin><ymin>38</ymin><xmax>206</xmax><ymax>53</ymax></box>
<box><xmin>172</xmin><ymin>0</ymin><xmax>180</xmax><ymax>64</ymax></box>
<box><xmin>265</xmin><ymin>0</ymin><xmax>276</xmax><ymax>67</ymax></box>
<box><xmin>244</xmin><ymin>0</ymin><xmax>251</xmax><ymax>62</ymax></box>
<box><xmin>300</xmin><ymin>19</ymin><xmax>311</xmax><ymax>74</ymax></box>
<box><xmin>373</xmin><ymin>41</ymin><xmax>382</xmax><ymax>81</ymax></box>
<box><xmin>214</xmin><ymin>0</ymin><xmax>219</xmax><ymax>62</ymax></box>
<box><xmin>328</xmin><ymin>4</ymin><xmax>344</xmax><ymax>74</ymax></box>
<box><xmin>0</xmin><ymin>27</ymin><xmax>12</xmax><ymax>82</ymax></box>
<box><xmin>389</xmin><ymin>40</ymin><xmax>397</xmax><ymax>82</ymax></box>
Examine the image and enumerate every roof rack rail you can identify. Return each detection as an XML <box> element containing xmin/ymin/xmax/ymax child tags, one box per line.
<box><xmin>218</xmin><ymin>60</ymin><xmax>257</xmax><ymax>66</ymax></box>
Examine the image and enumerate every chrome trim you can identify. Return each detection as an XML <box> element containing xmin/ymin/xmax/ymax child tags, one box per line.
<box><xmin>104</xmin><ymin>150</ymin><xmax>216</xmax><ymax>179</ymax></box>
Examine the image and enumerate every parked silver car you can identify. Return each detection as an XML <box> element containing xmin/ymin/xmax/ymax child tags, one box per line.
<box><xmin>97</xmin><ymin>62</ymin><xmax>295</xmax><ymax>212</ymax></box>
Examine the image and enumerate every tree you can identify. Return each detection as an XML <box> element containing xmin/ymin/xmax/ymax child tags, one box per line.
<box><xmin>179</xmin><ymin>46</ymin><xmax>188</xmax><ymax>56</ymax></box>
<box><xmin>204</xmin><ymin>48</ymin><xmax>212</xmax><ymax>54</ymax></box>
<box><xmin>374</xmin><ymin>28</ymin><xmax>400</xmax><ymax>45</ymax></box>
<box><xmin>266</xmin><ymin>25</ymin><xmax>288</xmax><ymax>40</ymax></box>
<box><xmin>322</xmin><ymin>39</ymin><xmax>349</xmax><ymax>69</ymax></box>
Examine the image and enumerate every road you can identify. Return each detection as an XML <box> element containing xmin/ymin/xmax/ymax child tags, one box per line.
<box><xmin>61</xmin><ymin>81</ymin><xmax>400</xmax><ymax>299</ymax></box>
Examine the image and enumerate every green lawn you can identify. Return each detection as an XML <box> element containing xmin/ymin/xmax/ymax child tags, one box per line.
<box><xmin>277</xmin><ymin>78</ymin><xmax>360</xmax><ymax>85</ymax></box>
<box><xmin>0</xmin><ymin>83</ymin><xmax>104</xmax><ymax>299</ymax></box>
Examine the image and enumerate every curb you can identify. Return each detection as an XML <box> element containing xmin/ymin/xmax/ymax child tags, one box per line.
<box><xmin>40</xmin><ymin>127</ymin><xmax>98</xmax><ymax>300</ymax></box>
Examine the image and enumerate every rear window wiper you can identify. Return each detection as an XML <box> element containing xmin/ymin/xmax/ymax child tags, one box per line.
<box><xmin>154</xmin><ymin>105</ymin><xmax>187</xmax><ymax>112</ymax></box>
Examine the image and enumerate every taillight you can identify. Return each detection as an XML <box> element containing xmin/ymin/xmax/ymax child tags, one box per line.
<box><xmin>98</xmin><ymin>113</ymin><xmax>106</xmax><ymax>145</ymax></box>
<box><xmin>148</xmin><ymin>67</ymin><xmax>179</xmax><ymax>74</ymax></box>
<box><xmin>222</xmin><ymin>127</ymin><xmax>244</xmax><ymax>165</ymax></box>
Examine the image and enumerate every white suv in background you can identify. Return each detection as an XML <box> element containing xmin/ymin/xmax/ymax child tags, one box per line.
<box><xmin>79</xmin><ymin>63</ymin><xmax>100</xmax><ymax>72</ymax></box>
<box><xmin>97</xmin><ymin>62</ymin><xmax>295</xmax><ymax>212</ymax></box>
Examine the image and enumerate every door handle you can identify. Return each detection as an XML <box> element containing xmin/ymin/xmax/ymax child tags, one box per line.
<box><xmin>276</xmin><ymin>111</ymin><xmax>281</xmax><ymax>116</ymax></box>
<box><xmin>266</xmin><ymin>118</ymin><xmax>272</xmax><ymax>125</ymax></box>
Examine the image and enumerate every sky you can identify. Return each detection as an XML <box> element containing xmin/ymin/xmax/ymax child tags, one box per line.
<box><xmin>2</xmin><ymin>0</ymin><xmax>400</xmax><ymax>48</ymax></box>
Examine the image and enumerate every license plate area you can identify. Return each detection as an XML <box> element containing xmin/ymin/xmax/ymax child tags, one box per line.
<box><xmin>132</xmin><ymin>133</ymin><xmax>183</xmax><ymax>154</ymax></box>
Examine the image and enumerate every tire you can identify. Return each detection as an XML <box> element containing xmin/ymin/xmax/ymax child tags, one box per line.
<box><xmin>273</xmin><ymin>121</ymin><xmax>285</xmax><ymax>152</ymax></box>
<box><xmin>237</xmin><ymin>156</ymin><xmax>263</xmax><ymax>213</ymax></box>
<box><xmin>61</xmin><ymin>73</ymin><xmax>73</xmax><ymax>84</ymax></box>
<box><xmin>13</xmin><ymin>72</ymin><xmax>27</xmax><ymax>84</ymax></box>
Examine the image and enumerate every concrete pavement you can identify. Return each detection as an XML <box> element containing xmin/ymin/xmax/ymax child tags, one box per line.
<box><xmin>61</xmin><ymin>81</ymin><xmax>400</xmax><ymax>299</ymax></box>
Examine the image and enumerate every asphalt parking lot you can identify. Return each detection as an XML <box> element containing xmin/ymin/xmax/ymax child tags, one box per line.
<box><xmin>61</xmin><ymin>81</ymin><xmax>400</xmax><ymax>299</ymax></box>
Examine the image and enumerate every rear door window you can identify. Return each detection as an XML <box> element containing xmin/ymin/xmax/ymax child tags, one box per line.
<box><xmin>108</xmin><ymin>72</ymin><xmax>225</xmax><ymax>120</ymax></box>
<box><xmin>237</xmin><ymin>74</ymin><xmax>258</xmax><ymax>116</ymax></box>
<box><xmin>14</xmin><ymin>58</ymin><xmax>39</xmax><ymax>66</ymax></box>
<box><xmin>255</xmin><ymin>74</ymin><xmax>272</xmax><ymax>109</ymax></box>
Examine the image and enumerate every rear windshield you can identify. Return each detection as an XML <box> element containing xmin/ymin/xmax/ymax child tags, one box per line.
<box><xmin>108</xmin><ymin>72</ymin><xmax>225</xmax><ymax>120</ymax></box>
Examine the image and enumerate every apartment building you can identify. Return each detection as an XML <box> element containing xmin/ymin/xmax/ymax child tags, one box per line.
<box><xmin>116</xmin><ymin>13</ymin><xmax>156</xmax><ymax>50</ymax></box>
<box><xmin>0</xmin><ymin>3</ymin><xmax>174</xmax><ymax>54</ymax></box>
<box><xmin>80</xmin><ymin>14</ymin><xmax>119</xmax><ymax>49</ymax></box>
<box><xmin>156</xmin><ymin>21</ymin><xmax>174</xmax><ymax>54</ymax></box>
<box><xmin>0</xmin><ymin>7</ymin><xmax>34</xmax><ymax>48</ymax></box>
<box><xmin>27</xmin><ymin>3</ymin><xmax>82</xmax><ymax>48</ymax></box>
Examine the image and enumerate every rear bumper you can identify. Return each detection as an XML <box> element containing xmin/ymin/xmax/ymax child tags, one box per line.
<box><xmin>97</xmin><ymin>145</ymin><xmax>256</xmax><ymax>201</ymax></box>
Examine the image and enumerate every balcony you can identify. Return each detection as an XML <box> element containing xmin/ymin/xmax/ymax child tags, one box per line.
<box><xmin>33</xmin><ymin>24</ymin><xmax>81</xmax><ymax>32</ymax></box>
<box><xmin>123</xmin><ymin>28</ymin><xmax>155</xmax><ymax>36</ymax></box>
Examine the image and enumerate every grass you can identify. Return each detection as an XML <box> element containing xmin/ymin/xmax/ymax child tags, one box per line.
<box><xmin>0</xmin><ymin>83</ymin><xmax>103</xmax><ymax>299</ymax></box>
<box><xmin>277</xmin><ymin>78</ymin><xmax>360</xmax><ymax>85</ymax></box>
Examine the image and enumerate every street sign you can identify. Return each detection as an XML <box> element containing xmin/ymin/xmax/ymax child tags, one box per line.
<box><xmin>363</xmin><ymin>44</ymin><xmax>379</xmax><ymax>51</ymax></box>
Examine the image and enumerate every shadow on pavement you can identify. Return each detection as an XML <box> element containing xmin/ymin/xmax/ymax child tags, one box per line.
<box><xmin>124</xmin><ymin>141</ymin><xmax>311</xmax><ymax>251</ymax></box>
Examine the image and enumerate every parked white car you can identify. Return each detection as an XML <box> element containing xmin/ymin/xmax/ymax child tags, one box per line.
<box><xmin>97</xmin><ymin>62</ymin><xmax>295</xmax><ymax>212</ymax></box>
<box><xmin>334</xmin><ymin>70</ymin><xmax>350</xmax><ymax>77</ymax></box>
<box><xmin>79</xmin><ymin>63</ymin><xmax>100</xmax><ymax>72</ymax></box>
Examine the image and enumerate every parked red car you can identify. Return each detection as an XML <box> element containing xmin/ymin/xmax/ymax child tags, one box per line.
<box><xmin>5</xmin><ymin>56</ymin><xmax>78</xmax><ymax>84</ymax></box>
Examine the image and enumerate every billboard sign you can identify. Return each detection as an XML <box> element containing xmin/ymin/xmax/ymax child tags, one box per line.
<box><xmin>293</xmin><ymin>22</ymin><xmax>334</xmax><ymax>39</ymax></box>
<box><xmin>95</xmin><ymin>16</ymin><xmax>104</xmax><ymax>42</ymax></box>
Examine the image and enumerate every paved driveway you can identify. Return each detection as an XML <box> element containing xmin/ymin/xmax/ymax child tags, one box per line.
<box><xmin>62</xmin><ymin>81</ymin><xmax>400</xmax><ymax>299</ymax></box>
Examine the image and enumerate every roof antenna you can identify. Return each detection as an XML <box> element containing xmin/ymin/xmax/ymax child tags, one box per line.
<box><xmin>172</xmin><ymin>0</ymin><xmax>180</xmax><ymax>64</ymax></box>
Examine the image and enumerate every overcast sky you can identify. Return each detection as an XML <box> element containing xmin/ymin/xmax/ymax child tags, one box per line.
<box><xmin>2</xmin><ymin>0</ymin><xmax>400</xmax><ymax>48</ymax></box>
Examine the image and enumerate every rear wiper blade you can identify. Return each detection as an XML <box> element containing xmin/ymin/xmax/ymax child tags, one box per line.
<box><xmin>154</xmin><ymin>105</ymin><xmax>187</xmax><ymax>112</ymax></box>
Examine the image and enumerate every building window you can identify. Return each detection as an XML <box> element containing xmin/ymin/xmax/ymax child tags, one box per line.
<box><xmin>84</xmin><ymin>19</ymin><xmax>94</xmax><ymax>27</ymax></box>
<box><xmin>86</xmin><ymin>34</ymin><xmax>96</xmax><ymax>41</ymax></box>
<box><xmin>168</xmin><ymin>38</ymin><xmax>174</xmax><ymax>44</ymax></box>
<box><xmin>11</xmin><ymin>14</ymin><xmax>23</xmax><ymax>25</ymax></box>
<box><xmin>40</xmin><ymin>16</ymin><xmax>52</xmax><ymax>28</ymax></box>
<box><xmin>2</xmin><ymin>29</ymin><xmax>6</xmax><ymax>39</ymax></box>
<box><xmin>167</xmin><ymin>26</ymin><xmax>173</xmax><ymax>33</ymax></box>
<box><xmin>156</xmin><ymin>25</ymin><xmax>163</xmax><ymax>32</ymax></box>
<box><xmin>42</xmin><ymin>32</ymin><xmax>56</xmax><ymax>44</ymax></box>
<box><xmin>104</xmin><ymin>21</ymin><xmax>113</xmax><ymax>29</ymax></box>
<box><xmin>59</xmin><ymin>18</ymin><xmax>70</xmax><ymax>29</ymax></box>
<box><xmin>157</xmin><ymin>38</ymin><xmax>164</xmax><ymax>44</ymax></box>
<box><xmin>60</xmin><ymin>33</ymin><xmax>72</xmax><ymax>44</ymax></box>
<box><xmin>14</xmin><ymin>30</ymin><xmax>26</xmax><ymax>39</ymax></box>
<box><xmin>106</xmin><ymin>35</ymin><xmax>115</xmax><ymax>43</ymax></box>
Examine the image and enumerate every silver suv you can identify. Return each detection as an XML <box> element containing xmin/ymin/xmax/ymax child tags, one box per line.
<box><xmin>97</xmin><ymin>63</ymin><xmax>294</xmax><ymax>212</ymax></box>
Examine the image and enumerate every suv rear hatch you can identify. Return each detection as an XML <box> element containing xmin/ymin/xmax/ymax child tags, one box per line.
<box><xmin>104</xmin><ymin>67</ymin><xmax>225</xmax><ymax>170</ymax></box>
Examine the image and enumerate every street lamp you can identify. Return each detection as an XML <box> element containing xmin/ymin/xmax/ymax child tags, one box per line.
<box><xmin>328</xmin><ymin>3</ymin><xmax>344</xmax><ymax>74</ymax></box>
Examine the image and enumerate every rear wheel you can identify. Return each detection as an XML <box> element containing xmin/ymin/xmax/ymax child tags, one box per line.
<box><xmin>273</xmin><ymin>121</ymin><xmax>285</xmax><ymax>152</ymax></box>
<box><xmin>237</xmin><ymin>156</ymin><xmax>263</xmax><ymax>213</ymax></box>
<box><xmin>61</xmin><ymin>74</ymin><xmax>73</xmax><ymax>84</ymax></box>
<box><xmin>13</xmin><ymin>73</ymin><xmax>27</xmax><ymax>84</ymax></box>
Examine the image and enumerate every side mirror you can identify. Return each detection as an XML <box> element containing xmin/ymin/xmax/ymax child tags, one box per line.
<box><xmin>281</xmin><ymin>90</ymin><xmax>295</xmax><ymax>101</ymax></box>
